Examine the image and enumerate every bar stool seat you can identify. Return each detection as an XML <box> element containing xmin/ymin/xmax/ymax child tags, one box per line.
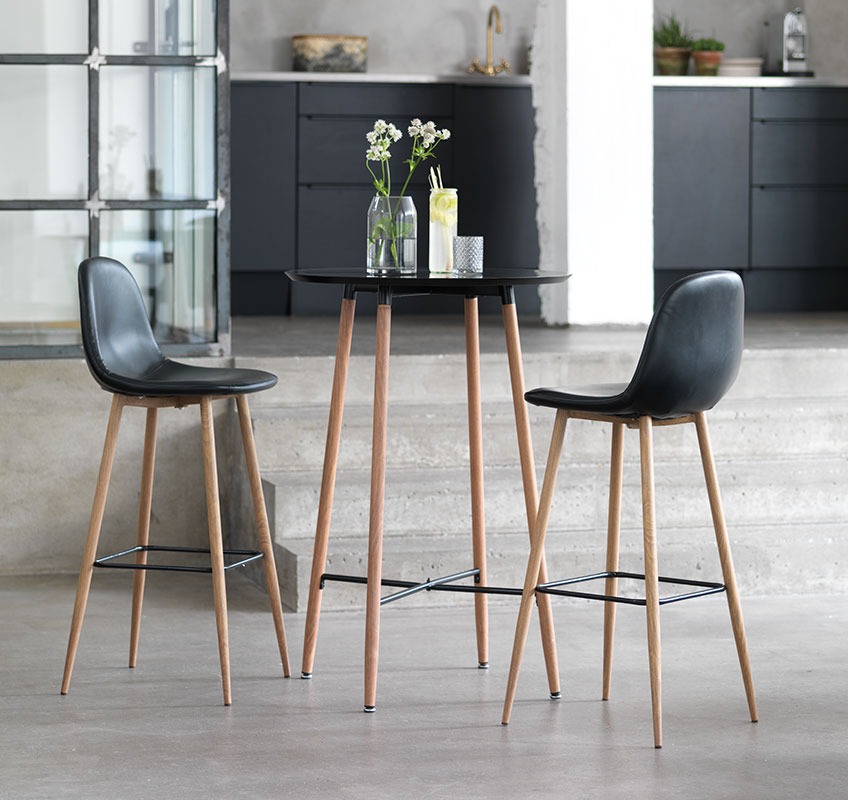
<box><xmin>61</xmin><ymin>256</ymin><xmax>290</xmax><ymax>705</ymax></box>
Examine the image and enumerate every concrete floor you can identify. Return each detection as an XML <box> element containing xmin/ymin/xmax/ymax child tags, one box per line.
<box><xmin>2</xmin><ymin>573</ymin><xmax>846</xmax><ymax>799</ymax></box>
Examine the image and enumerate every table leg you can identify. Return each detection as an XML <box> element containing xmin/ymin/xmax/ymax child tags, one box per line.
<box><xmin>464</xmin><ymin>297</ymin><xmax>489</xmax><ymax>668</ymax></box>
<box><xmin>501</xmin><ymin>292</ymin><xmax>561</xmax><ymax>698</ymax></box>
<box><xmin>364</xmin><ymin>291</ymin><xmax>392</xmax><ymax>711</ymax></box>
<box><xmin>301</xmin><ymin>293</ymin><xmax>356</xmax><ymax>679</ymax></box>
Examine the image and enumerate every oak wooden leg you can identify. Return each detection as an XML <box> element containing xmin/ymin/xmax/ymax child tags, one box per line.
<box><xmin>302</xmin><ymin>295</ymin><xmax>356</xmax><ymax>679</ymax></box>
<box><xmin>639</xmin><ymin>416</ymin><xmax>663</xmax><ymax>748</ymax></box>
<box><xmin>129</xmin><ymin>407</ymin><xmax>158</xmax><ymax>668</ymax></box>
<box><xmin>237</xmin><ymin>395</ymin><xmax>291</xmax><ymax>678</ymax></box>
<box><xmin>502</xmin><ymin>299</ymin><xmax>561</xmax><ymax>698</ymax></box>
<box><xmin>502</xmin><ymin>411</ymin><xmax>568</xmax><ymax>724</ymax></box>
<box><xmin>694</xmin><ymin>412</ymin><xmax>758</xmax><ymax>723</ymax></box>
<box><xmin>200</xmin><ymin>397</ymin><xmax>231</xmax><ymax>706</ymax></box>
<box><xmin>62</xmin><ymin>394</ymin><xmax>125</xmax><ymax>695</ymax></box>
<box><xmin>364</xmin><ymin>300</ymin><xmax>391</xmax><ymax>712</ymax></box>
<box><xmin>464</xmin><ymin>297</ymin><xmax>489</xmax><ymax>668</ymax></box>
<box><xmin>602</xmin><ymin>422</ymin><xmax>625</xmax><ymax>700</ymax></box>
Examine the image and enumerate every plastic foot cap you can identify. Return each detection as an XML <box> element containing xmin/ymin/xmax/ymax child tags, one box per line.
<box><xmin>478</xmin><ymin>661</ymin><xmax>490</xmax><ymax>670</ymax></box>
<box><xmin>363</xmin><ymin>705</ymin><xmax>376</xmax><ymax>713</ymax></box>
<box><xmin>301</xmin><ymin>672</ymin><xmax>312</xmax><ymax>680</ymax></box>
<box><xmin>550</xmin><ymin>691</ymin><xmax>562</xmax><ymax>700</ymax></box>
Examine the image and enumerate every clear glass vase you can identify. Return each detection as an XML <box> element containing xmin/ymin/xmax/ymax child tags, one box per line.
<box><xmin>428</xmin><ymin>187</ymin><xmax>458</xmax><ymax>273</ymax></box>
<box><xmin>366</xmin><ymin>195</ymin><xmax>417</xmax><ymax>274</ymax></box>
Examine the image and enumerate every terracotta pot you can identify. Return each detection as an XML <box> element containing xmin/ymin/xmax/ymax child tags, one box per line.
<box><xmin>654</xmin><ymin>47</ymin><xmax>691</xmax><ymax>76</ymax></box>
<box><xmin>692</xmin><ymin>50</ymin><xmax>724</xmax><ymax>76</ymax></box>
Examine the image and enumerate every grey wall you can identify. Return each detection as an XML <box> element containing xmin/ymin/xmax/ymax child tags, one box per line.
<box><xmin>656</xmin><ymin>0</ymin><xmax>848</xmax><ymax>77</ymax></box>
<box><xmin>231</xmin><ymin>1</ymin><xmax>848</xmax><ymax>78</ymax></box>
<box><xmin>230</xmin><ymin>0</ymin><xmax>536</xmax><ymax>74</ymax></box>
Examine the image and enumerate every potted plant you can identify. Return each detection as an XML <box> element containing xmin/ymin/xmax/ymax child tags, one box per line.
<box><xmin>654</xmin><ymin>12</ymin><xmax>693</xmax><ymax>75</ymax></box>
<box><xmin>691</xmin><ymin>37</ymin><xmax>726</xmax><ymax>76</ymax></box>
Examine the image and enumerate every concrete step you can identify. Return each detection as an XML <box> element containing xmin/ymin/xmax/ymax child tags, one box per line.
<box><xmin>263</xmin><ymin>455</ymin><xmax>847</xmax><ymax>544</ymax></box>
<box><xmin>273</xmin><ymin>518</ymin><xmax>848</xmax><ymax>612</ymax></box>
<box><xmin>252</xmin><ymin>395</ymin><xmax>848</xmax><ymax>473</ymax></box>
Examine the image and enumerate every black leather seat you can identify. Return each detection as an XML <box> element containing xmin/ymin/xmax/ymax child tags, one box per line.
<box><xmin>500</xmin><ymin>270</ymin><xmax>758</xmax><ymax>747</ymax></box>
<box><xmin>62</xmin><ymin>257</ymin><xmax>290</xmax><ymax>705</ymax></box>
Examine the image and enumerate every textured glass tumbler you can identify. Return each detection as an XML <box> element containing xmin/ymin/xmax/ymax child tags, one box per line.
<box><xmin>453</xmin><ymin>236</ymin><xmax>484</xmax><ymax>274</ymax></box>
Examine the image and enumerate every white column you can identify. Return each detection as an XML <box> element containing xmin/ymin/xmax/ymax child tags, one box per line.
<box><xmin>533</xmin><ymin>0</ymin><xmax>654</xmax><ymax>325</ymax></box>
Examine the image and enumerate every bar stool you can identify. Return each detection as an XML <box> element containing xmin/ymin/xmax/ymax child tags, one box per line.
<box><xmin>501</xmin><ymin>270</ymin><xmax>758</xmax><ymax>747</ymax></box>
<box><xmin>61</xmin><ymin>256</ymin><xmax>290</xmax><ymax>705</ymax></box>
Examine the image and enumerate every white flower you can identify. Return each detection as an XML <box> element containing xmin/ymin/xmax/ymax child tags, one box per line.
<box><xmin>373</xmin><ymin>119</ymin><xmax>387</xmax><ymax>133</ymax></box>
<box><xmin>366</xmin><ymin>130</ymin><xmax>378</xmax><ymax>144</ymax></box>
<box><xmin>439</xmin><ymin>129</ymin><xmax>451</xmax><ymax>140</ymax></box>
<box><xmin>421</xmin><ymin>133</ymin><xmax>435</xmax><ymax>148</ymax></box>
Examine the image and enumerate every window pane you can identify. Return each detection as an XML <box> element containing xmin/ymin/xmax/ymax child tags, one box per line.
<box><xmin>0</xmin><ymin>0</ymin><xmax>88</xmax><ymax>54</ymax></box>
<box><xmin>99</xmin><ymin>66</ymin><xmax>216</xmax><ymax>200</ymax></box>
<box><xmin>100</xmin><ymin>0</ymin><xmax>216</xmax><ymax>56</ymax></box>
<box><xmin>0</xmin><ymin>210</ymin><xmax>88</xmax><ymax>345</ymax></box>
<box><xmin>0</xmin><ymin>66</ymin><xmax>88</xmax><ymax>200</ymax></box>
<box><xmin>100</xmin><ymin>208</ymin><xmax>216</xmax><ymax>343</ymax></box>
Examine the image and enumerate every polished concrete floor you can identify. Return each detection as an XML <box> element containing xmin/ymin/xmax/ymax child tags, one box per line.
<box><xmin>2</xmin><ymin>573</ymin><xmax>847</xmax><ymax>799</ymax></box>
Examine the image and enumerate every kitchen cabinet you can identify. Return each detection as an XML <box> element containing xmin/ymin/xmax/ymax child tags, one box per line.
<box><xmin>230</xmin><ymin>77</ymin><xmax>540</xmax><ymax>316</ymax></box>
<box><xmin>655</xmin><ymin>85</ymin><xmax>848</xmax><ymax>311</ymax></box>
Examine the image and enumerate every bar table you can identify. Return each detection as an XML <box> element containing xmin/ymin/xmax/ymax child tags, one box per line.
<box><xmin>287</xmin><ymin>267</ymin><xmax>569</xmax><ymax>711</ymax></box>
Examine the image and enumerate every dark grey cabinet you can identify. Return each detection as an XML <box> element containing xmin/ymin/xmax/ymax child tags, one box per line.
<box><xmin>655</xmin><ymin>86</ymin><xmax>848</xmax><ymax>311</ymax></box>
<box><xmin>230</xmin><ymin>82</ymin><xmax>296</xmax><ymax>314</ymax></box>
<box><xmin>231</xmin><ymin>78</ymin><xmax>539</xmax><ymax>316</ymax></box>
<box><xmin>654</xmin><ymin>88</ymin><xmax>750</xmax><ymax>274</ymax></box>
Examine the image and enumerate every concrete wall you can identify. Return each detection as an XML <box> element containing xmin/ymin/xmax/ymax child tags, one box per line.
<box><xmin>0</xmin><ymin>359</ymin><xmax>226</xmax><ymax>576</ymax></box>
<box><xmin>230</xmin><ymin>0</ymin><xmax>536</xmax><ymax>75</ymax></box>
<box><xmin>658</xmin><ymin>0</ymin><xmax>848</xmax><ymax>78</ymax></box>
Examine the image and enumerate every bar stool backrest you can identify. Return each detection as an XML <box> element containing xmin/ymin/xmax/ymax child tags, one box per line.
<box><xmin>624</xmin><ymin>270</ymin><xmax>744</xmax><ymax>419</ymax></box>
<box><xmin>78</xmin><ymin>256</ymin><xmax>167</xmax><ymax>395</ymax></box>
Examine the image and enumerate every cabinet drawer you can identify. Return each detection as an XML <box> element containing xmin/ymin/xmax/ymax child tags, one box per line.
<box><xmin>751</xmin><ymin>187</ymin><xmax>848</xmax><ymax>267</ymax></box>
<box><xmin>752</xmin><ymin>121</ymin><xmax>848</xmax><ymax>185</ymax></box>
<box><xmin>299</xmin><ymin>82</ymin><xmax>453</xmax><ymax>117</ymax></box>
<box><xmin>297</xmin><ymin>185</ymin><xmax>432</xmax><ymax>269</ymax></box>
<box><xmin>753</xmin><ymin>88</ymin><xmax>848</xmax><ymax>120</ymax></box>
<box><xmin>299</xmin><ymin>117</ymin><xmax>453</xmax><ymax>185</ymax></box>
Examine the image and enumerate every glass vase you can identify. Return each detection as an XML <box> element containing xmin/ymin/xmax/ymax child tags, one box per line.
<box><xmin>428</xmin><ymin>188</ymin><xmax>458</xmax><ymax>273</ymax></box>
<box><xmin>366</xmin><ymin>195</ymin><xmax>417</xmax><ymax>275</ymax></box>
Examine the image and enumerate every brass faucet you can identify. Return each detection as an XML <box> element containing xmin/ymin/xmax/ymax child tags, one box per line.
<box><xmin>468</xmin><ymin>4</ymin><xmax>510</xmax><ymax>76</ymax></box>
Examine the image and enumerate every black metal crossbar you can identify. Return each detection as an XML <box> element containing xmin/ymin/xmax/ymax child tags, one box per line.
<box><xmin>536</xmin><ymin>570</ymin><xmax>725</xmax><ymax>606</ymax></box>
<box><xmin>320</xmin><ymin>569</ymin><xmax>523</xmax><ymax>605</ymax></box>
<box><xmin>93</xmin><ymin>545</ymin><xmax>263</xmax><ymax>574</ymax></box>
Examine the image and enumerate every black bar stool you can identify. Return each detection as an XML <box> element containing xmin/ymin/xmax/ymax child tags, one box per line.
<box><xmin>501</xmin><ymin>270</ymin><xmax>758</xmax><ymax>747</ymax></box>
<box><xmin>61</xmin><ymin>257</ymin><xmax>289</xmax><ymax>705</ymax></box>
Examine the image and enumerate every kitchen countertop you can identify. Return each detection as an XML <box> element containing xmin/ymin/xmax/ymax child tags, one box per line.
<box><xmin>231</xmin><ymin>70</ymin><xmax>531</xmax><ymax>86</ymax></box>
<box><xmin>654</xmin><ymin>76</ymin><xmax>848</xmax><ymax>87</ymax></box>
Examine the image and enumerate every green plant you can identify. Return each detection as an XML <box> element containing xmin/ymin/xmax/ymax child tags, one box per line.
<box><xmin>654</xmin><ymin>12</ymin><xmax>694</xmax><ymax>49</ymax></box>
<box><xmin>692</xmin><ymin>37</ymin><xmax>725</xmax><ymax>52</ymax></box>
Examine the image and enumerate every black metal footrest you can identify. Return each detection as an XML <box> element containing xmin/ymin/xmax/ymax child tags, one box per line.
<box><xmin>320</xmin><ymin>568</ymin><xmax>523</xmax><ymax>606</ymax></box>
<box><xmin>93</xmin><ymin>545</ymin><xmax>263</xmax><ymax>574</ymax></box>
<box><xmin>535</xmin><ymin>570</ymin><xmax>725</xmax><ymax>606</ymax></box>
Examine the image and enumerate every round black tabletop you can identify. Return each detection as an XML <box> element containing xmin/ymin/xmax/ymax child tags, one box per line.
<box><xmin>285</xmin><ymin>267</ymin><xmax>569</xmax><ymax>291</ymax></box>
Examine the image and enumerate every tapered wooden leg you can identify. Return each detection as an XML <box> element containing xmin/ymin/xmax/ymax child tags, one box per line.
<box><xmin>237</xmin><ymin>395</ymin><xmax>290</xmax><ymax>678</ymax></box>
<box><xmin>694</xmin><ymin>412</ymin><xmax>758</xmax><ymax>723</ymax></box>
<box><xmin>62</xmin><ymin>395</ymin><xmax>125</xmax><ymax>695</ymax></box>
<box><xmin>602</xmin><ymin>422</ymin><xmax>625</xmax><ymax>700</ymax></box>
<box><xmin>200</xmin><ymin>397</ymin><xmax>231</xmax><ymax>706</ymax></box>
<box><xmin>129</xmin><ymin>407</ymin><xmax>158</xmax><ymax>668</ymax></box>
<box><xmin>464</xmin><ymin>297</ymin><xmax>489</xmax><ymax>668</ymax></box>
<box><xmin>502</xmin><ymin>299</ymin><xmax>560</xmax><ymax>697</ymax></box>
<box><xmin>639</xmin><ymin>416</ymin><xmax>662</xmax><ymax>748</ymax></box>
<box><xmin>502</xmin><ymin>410</ymin><xmax>568</xmax><ymax>724</ymax></box>
<box><xmin>364</xmin><ymin>300</ymin><xmax>391</xmax><ymax>712</ymax></box>
<box><xmin>302</xmin><ymin>295</ymin><xmax>356</xmax><ymax>679</ymax></box>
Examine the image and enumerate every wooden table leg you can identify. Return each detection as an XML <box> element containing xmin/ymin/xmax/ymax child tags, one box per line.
<box><xmin>364</xmin><ymin>291</ymin><xmax>392</xmax><ymax>711</ymax></box>
<box><xmin>464</xmin><ymin>297</ymin><xmax>489</xmax><ymax>668</ymax></box>
<box><xmin>301</xmin><ymin>293</ymin><xmax>356</xmax><ymax>679</ymax></box>
<box><xmin>501</xmin><ymin>292</ymin><xmax>561</xmax><ymax>698</ymax></box>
